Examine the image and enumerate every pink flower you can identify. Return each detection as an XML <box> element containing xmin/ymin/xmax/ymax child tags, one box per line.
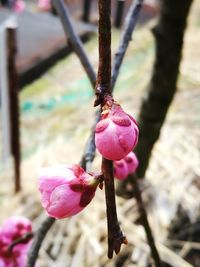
<box><xmin>113</xmin><ymin>160</ymin><xmax>128</xmax><ymax>180</ymax></box>
<box><xmin>0</xmin><ymin>217</ymin><xmax>33</xmax><ymax>267</ymax></box>
<box><xmin>124</xmin><ymin>151</ymin><xmax>139</xmax><ymax>174</ymax></box>
<box><xmin>95</xmin><ymin>97</ymin><xmax>139</xmax><ymax>160</ymax></box>
<box><xmin>38</xmin><ymin>0</ymin><xmax>51</xmax><ymax>11</ymax></box>
<box><xmin>2</xmin><ymin>217</ymin><xmax>32</xmax><ymax>241</ymax></box>
<box><xmin>0</xmin><ymin>252</ymin><xmax>28</xmax><ymax>267</ymax></box>
<box><xmin>113</xmin><ymin>152</ymin><xmax>139</xmax><ymax>180</ymax></box>
<box><xmin>38</xmin><ymin>164</ymin><xmax>100</xmax><ymax>219</ymax></box>
<box><xmin>13</xmin><ymin>0</ymin><xmax>26</xmax><ymax>13</ymax></box>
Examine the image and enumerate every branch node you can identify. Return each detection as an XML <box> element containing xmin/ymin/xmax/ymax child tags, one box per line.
<box><xmin>94</xmin><ymin>84</ymin><xmax>108</xmax><ymax>107</ymax></box>
<box><xmin>108</xmin><ymin>232</ymin><xmax>127</xmax><ymax>258</ymax></box>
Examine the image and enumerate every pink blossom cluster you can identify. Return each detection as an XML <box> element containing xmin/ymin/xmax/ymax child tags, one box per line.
<box><xmin>0</xmin><ymin>216</ymin><xmax>32</xmax><ymax>267</ymax></box>
<box><xmin>114</xmin><ymin>151</ymin><xmax>139</xmax><ymax>180</ymax></box>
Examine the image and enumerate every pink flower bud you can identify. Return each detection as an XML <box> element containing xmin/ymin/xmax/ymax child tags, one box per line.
<box><xmin>38</xmin><ymin>164</ymin><xmax>99</xmax><ymax>219</ymax></box>
<box><xmin>124</xmin><ymin>151</ymin><xmax>139</xmax><ymax>174</ymax></box>
<box><xmin>114</xmin><ymin>160</ymin><xmax>128</xmax><ymax>180</ymax></box>
<box><xmin>95</xmin><ymin>97</ymin><xmax>139</xmax><ymax>160</ymax></box>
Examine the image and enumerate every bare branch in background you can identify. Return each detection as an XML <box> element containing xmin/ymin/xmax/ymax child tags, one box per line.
<box><xmin>134</xmin><ymin>0</ymin><xmax>193</xmax><ymax>178</ymax></box>
<box><xmin>7</xmin><ymin>25</ymin><xmax>21</xmax><ymax>193</ymax></box>
<box><xmin>112</xmin><ymin>0</ymin><xmax>144</xmax><ymax>90</ymax></box>
<box><xmin>52</xmin><ymin>0</ymin><xmax>96</xmax><ymax>88</ymax></box>
<box><xmin>79</xmin><ymin>109</ymin><xmax>100</xmax><ymax>171</ymax></box>
<box><xmin>27</xmin><ymin>217</ymin><xmax>55</xmax><ymax>267</ymax></box>
<box><xmin>131</xmin><ymin>174</ymin><xmax>163</xmax><ymax>267</ymax></box>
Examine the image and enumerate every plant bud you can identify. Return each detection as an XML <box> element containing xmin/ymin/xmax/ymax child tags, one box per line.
<box><xmin>124</xmin><ymin>151</ymin><xmax>139</xmax><ymax>174</ymax></box>
<box><xmin>95</xmin><ymin>97</ymin><xmax>139</xmax><ymax>160</ymax></box>
<box><xmin>113</xmin><ymin>160</ymin><xmax>129</xmax><ymax>180</ymax></box>
<box><xmin>38</xmin><ymin>164</ymin><xmax>99</xmax><ymax>219</ymax></box>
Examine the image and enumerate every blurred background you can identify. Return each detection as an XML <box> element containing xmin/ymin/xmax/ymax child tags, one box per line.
<box><xmin>0</xmin><ymin>0</ymin><xmax>200</xmax><ymax>266</ymax></box>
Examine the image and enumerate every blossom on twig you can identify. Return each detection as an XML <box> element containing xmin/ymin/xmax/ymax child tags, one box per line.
<box><xmin>38</xmin><ymin>164</ymin><xmax>101</xmax><ymax>219</ymax></box>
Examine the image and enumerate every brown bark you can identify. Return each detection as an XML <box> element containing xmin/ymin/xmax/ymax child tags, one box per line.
<box><xmin>135</xmin><ymin>0</ymin><xmax>194</xmax><ymax>178</ymax></box>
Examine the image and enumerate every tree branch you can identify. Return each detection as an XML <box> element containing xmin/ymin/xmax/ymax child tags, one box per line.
<box><xmin>79</xmin><ymin>109</ymin><xmax>100</xmax><ymax>171</ymax></box>
<box><xmin>94</xmin><ymin>0</ymin><xmax>126</xmax><ymax>258</ymax></box>
<box><xmin>94</xmin><ymin>0</ymin><xmax>112</xmax><ymax>107</ymax></box>
<box><xmin>134</xmin><ymin>0</ymin><xmax>193</xmax><ymax>178</ymax></box>
<box><xmin>131</xmin><ymin>174</ymin><xmax>163</xmax><ymax>267</ymax></box>
<box><xmin>52</xmin><ymin>0</ymin><xmax>96</xmax><ymax>88</ymax></box>
<box><xmin>102</xmin><ymin>158</ymin><xmax>127</xmax><ymax>258</ymax></box>
<box><xmin>111</xmin><ymin>0</ymin><xmax>144</xmax><ymax>90</ymax></box>
<box><xmin>27</xmin><ymin>217</ymin><xmax>55</xmax><ymax>267</ymax></box>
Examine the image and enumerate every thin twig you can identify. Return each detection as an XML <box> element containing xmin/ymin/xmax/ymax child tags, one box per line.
<box><xmin>52</xmin><ymin>0</ymin><xmax>96</xmax><ymax>88</ymax></box>
<box><xmin>27</xmin><ymin>217</ymin><xmax>55</xmax><ymax>267</ymax></box>
<box><xmin>79</xmin><ymin>109</ymin><xmax>100</xmax><ymax>171</ymax></box>
<box><xmin>8</xmin><ymin>232</ymin><xmax>33</xmax><ymax>253</ymax></box>
<box><xmin>111</xmin><ymin>0</ymin><xmax>144</xmax><ymax>90</ymax></box>
<box><xmin>95</xmin><ymin>0</ymin><xmax>126</xmax><ymax>258</ymax></box>
<box><xmin>131</xmin><ymin>174</ymin><xmax>163</xmax><ymax>267</ymax></box>
<box><xmin>94</xmin><ymin>0</ymin><xmax>112</xmax><ymax>107</ymax></box>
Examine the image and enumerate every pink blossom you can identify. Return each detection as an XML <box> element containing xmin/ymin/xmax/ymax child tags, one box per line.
<box><xmin>0</xmin><ymin>252</ymin><xmax>28</xmax><ymax>267</ymax></box>
<box><xmin>113</xmin><ymin>152</ymin><xmax>139</xmax><ymax>180</ymax></box>
<box><xmin>124</xmin><ymin>151</ymin><xmax>139</xmax><ymax>174</ymax></box>
<box><xmin>95</xmin><ymin>97</ymin><xmax>139</xmax><ymax>160</ymax></box>
<box><xmin>38</xmin><ymin>164</ymin><xmax>100</xmax><ymax>219</ymax></box>
<box><xmin>2</xmin><ymin>216</ymin><xmax>32</xmax><ymax>241</ymax></box>
<box><xmin>0</xmin><ymin>217</ymin><xmax>33</xmax><ymax>267</ymax></box>
<box><xmin>13</xmin><ymin>0</ymin><xmax>25</xmax><ymax>13</ymax></box>
<box><xmin>38</xmin><ymin>0</ymin><xmax>51</xmax><ymax>11</ymax></box>
<box><xmin>113</xmin><ymin>160</ymin><xmax>129</xmax><ymax>180</ymax></box>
